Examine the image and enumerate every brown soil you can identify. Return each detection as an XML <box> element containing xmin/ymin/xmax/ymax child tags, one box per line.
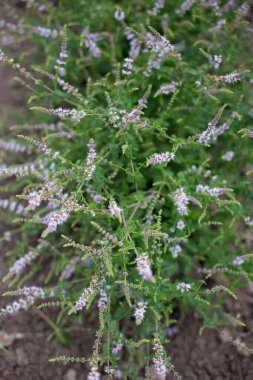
<box><xmin>167</xmin><ymin>289</ymin><xmax>253</xmax><ymax>380</ymax></box>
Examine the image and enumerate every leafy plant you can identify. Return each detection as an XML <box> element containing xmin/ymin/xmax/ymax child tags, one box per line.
<box><xmin>0</xmin><ymin>1</ymin><xmax>253</xmax><ymax>378</ymax></box>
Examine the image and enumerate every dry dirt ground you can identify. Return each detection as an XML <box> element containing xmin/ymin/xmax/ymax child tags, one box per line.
<box><xmin>0</xmin><ymin>32</ymin><xmax>253</xmax><ymax>380</ymax></box>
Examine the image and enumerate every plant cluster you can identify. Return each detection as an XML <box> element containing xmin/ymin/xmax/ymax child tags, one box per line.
<box><xmin>0</xmin><ymin>0</ymin><xmax>253</xmax><ymax>378</ymax></box>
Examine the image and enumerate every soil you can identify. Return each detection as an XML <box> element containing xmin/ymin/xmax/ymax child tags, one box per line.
<box><xmin>167</xmin><ymin>288</ymin><xmax>253</xmax><ymax>380</ymax></box>
<box><xmin>1</xmin><ymin>16</ymin><xmax>253</xmax><ymax>380</ymax></box>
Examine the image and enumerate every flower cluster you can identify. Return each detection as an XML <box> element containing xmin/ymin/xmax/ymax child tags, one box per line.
<box><xmin>135</xmin><ymin>253</ymin><xmax>153</xmax><ymax>281</ymax></box>
<box><xmin>222</xmin><ymin>151</ymin><xmax>234</xmax><ymax>162</ymax></box>
<box><xmin>147</xmin><ymin>151</ymin><xmax>175</xmax><ymax>166</ymax></box>
<box><xmin>32</xmin><ymin>26</ymin><xmax>58</xmax><ymax>38</ymax></box>
<box><xmin>108</xmin><ymin>199</ymin><xmax>122</xmax><ymax>218</ymax></box>
<box><xmin>0</xmin><ymin>198</ymin><xmax>25</xmax><ymax>215</ymax></box>
<box><xmin>169</xmin><ymin>244</ymin><xmax>182</xmax><ymax>258</ymax></box>
<box><xmin>122</xmin><ymin>58</ymin><xmax>134</xmax><ymax>76</ymax></box>
<box><xmin>82</xmin><ymin>27</ymin><xmax>101</xmax><ymax>58</ymax></box>
<box><xmin>153</xmin><ymin>336</ymin><xmax>167</xmax><ymax>380</ymax></box>
<box><xmin>4</xmin><ymin>250</ymin><xmax>39</xmax><ymax>281</ymax></box>
<box><xmin>143</xmin><ymin>29</ymin><xmax>177</xmax><ymax>76</ymax></box>
<box><xmin>55</xmin><ymin>29</ymin><xmax>68</xmax><ymax>77</ymax></box>
<box><xmin>148</xmin><ymin>0</ymin><xmax>165</xmax><ymax>16</ymax></box>
<box><xmin>232</xmin><ymin>256</ymin><xmax>245</xmax><ymax>266</ymax></box>
<box><xmin>134</xmin><ymin>300</ymin><xmax>147</xmax><ymax>325</ymax></box>
<box><xmin>211</xmin><ymin>72</ymin><xmax>242</xmax><ymax>84</ymax></box>
<box><xmin>196</xmin><ymin>184</ymin><xmax>225</xmax><ymax>197</ymax></box>
<box><xmin>198</xmin><ymin>105</ymin><xmax>226</xmax><ymax>145</ymax></box>
<box><xmin>177</xmin><ymin>282</ymin><xmax>191</xmax><ymax>293</ymax></box>
<box><xmin>85</xmin><ymin>139</ymin><xmax>96</xmax><ymax>181</ymax></box>
<box><xmin>244</xmin><ymin>217</ymin><xmax>253</xmax><ymax>226</ymax></box>
<box><xmin>173</xmin><ymin>188</ymin><xmax>189</xmax><ymax>215</ymax></box>
<box><xmin>46</xmin><ymin>196</ymin><xmax>81</xmax><ymax>233</ymax></box>
<box><xmin>27</xmin><ymin>181</ymin><xmax>59</xmax><ymax>210</ymax></box>
<box><xmin>74</xmin><ymin>275</ymin><xmax>99</xmax><ymax>312</ymax></box>
<box><xmin>35</xmin><ymin>107</ymin><xmax>86</xmax><ymax>121</ymax></box>
<box><xmin>0</xmin><ymin>139</ymin><xmax>30</xmax><ymax>154</ymax></box>
<box><xmin>97</xmin><ymin>280</ymin><xmax>108</xmax><ymax>311</ymax></box>
<box><xmin>155</xmin><ymin>82</ymin><xmax>179</xmax><ymax>97</ymax></box>
<box><xmin>208</xmin><ymin>54</ymin><xmax>222</xmax><ymax>69</ymax></box>
<box><xmin>176</xmin><ymin>0</ymin><xmax>195</xmax><ymax>16</ymax></box>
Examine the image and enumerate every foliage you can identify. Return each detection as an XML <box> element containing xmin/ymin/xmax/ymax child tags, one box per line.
<box><xmin>0</xmin><ymin>1</ymin><xmax>253</xmax><ymax>378</ymax></box>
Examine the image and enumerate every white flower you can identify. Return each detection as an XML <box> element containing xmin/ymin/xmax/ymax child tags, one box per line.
<box><xmin>209</xmin><ymin>54</ymin><xmax>222</xmax><ymax>69</ymax></box>
<box><xmin>122</xmin><ymin>58</ymin><xmax>134</xmax><ymax>76</ymax></box>
<box><xmin>244</xmin><ymin>216</ymin><xmax>253</xmax><ymax>226</ymax></box>
<box><xmin>177</xmin><ymin>282</ymin><xmax>191</xmax><ymax>293</ymax></box>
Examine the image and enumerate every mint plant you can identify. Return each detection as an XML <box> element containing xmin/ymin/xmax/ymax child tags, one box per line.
<box><xmin>0</xmin><ymin>1</ymin><xmax>253</xmax><ymax>378</ymax></box>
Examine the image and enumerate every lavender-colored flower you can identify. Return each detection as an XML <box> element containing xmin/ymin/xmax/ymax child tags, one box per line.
<box><xmin>211</xmin><ymin>72</ymin><xmax>242</xmax><ymax>84</ymax></box>
<box><xmin>199</xmin><ymin>105</ymin><xmax>227</xmax><ymax>145</ymax></box>
<box><xmin>32</xmin><ymin>26</ymin><xmax>58</xmax><ymax>39</ymax></box>
<box><xmin>74</xmin><ymin>278</ymin><xmax>98</xmax><ymax>312</ymax></box>
<box><xmin>147</xmin><ymin>151</ymin><xmax>175</xmax><ymax>166</ymax></box>
<box><xmin>97</xmin><ymin>282</ymin><xmax>108</xmax><ymax>311</ymax></box>
<box><xmin>134</xmin><ymin>300</ymin><xmax>147</xmax><ymax>325</ymax></box>
<box><xmin>82</xmin><ymin>27</ymin><xmax>102</xmax><ymax>58</ymax></box>
<box><xmin>47</xmin><ymin>197</ymin><xmax>81</xmax><ymax>232</ymax></box>
<box><xmin>153</xmin><ymin>337</ymin><xmax>167</xmax><ymax>380</ymax></box>
<box><xmin>212</xmin><ymin>113</ymin><xmax>238</xmax><ymax>141</ymax></box>
<box><xmin>4</xmin><ymin>250</ymin><xmax>39</xmax><ymax>281</ymax></box>
<box><xmin>143</xmin><ymin>29</ymin><xmax>178</xmax><ymax>77</ymax></box>
<box><xmin>177</xmin><ymin>220</ymin><xmax>185</xmax><ymax>230</ymax></box>
<box><xmin>169</xmin><ymin>244</ymin><xmax>182</xmax><ymax>258</ymax></box>
<box><xmin>112</xmin><ymin>340</ymin><xmax>123</xmax><ymax>354</ymax></box>
<box><xmin>222</xmin><ymin>151</ymin><xmax>234</xmax><ymax>161</ymax></box>
<box><xmin>209</xmin><ymin>19</ymin><xmax>226</xmax><ymax>33</ymax></box>
<box><xmin>85</xmin><ymin>139</ymin><xmax>96</xmax><ymax>181</ymax></box>
<box><xmin>176</xmin><ymin>0</ymin><xmax>195</xmax><ymax>16</ymax></box>
<box><xmin>86</xmin><ymin>187</ymin><xmax>102</xmax><ymax>203</ymax></box>
<box><xmin>136</xmin><ymin>253</ymin><xmax>153</xmax><ymax>281</ymax></box>
<box><xmin>114</xmin><ymin>9</ymin><xmax>125</xmax><ymax>21</ymax></box>
<box><xmin>148</xmin><ymin>0</ymin><xmax>165</xmax><ymax>16</ymax></box>
<box><xmin>87</xmin><ymin>368</ymin><xmax>101</xmax><ymax>380</ymax></box>
<box><xmin>108</xmin><ymin>199</ymin><xmax>122</xmax><ymax>218</ymax></box>
<box><xmin>196</xmin><ymin>184</ymin><xmax>224</xmax><ymax>197</ymax></box>
<box><xmin>173</xmin><ymin>188</ymin><xmax>189</xmax><ymax>215</ymax></box>
<box><xmin>55</xmin><ymin>29</ymin><xmax>68</xmax><ymax>77</ymax></box>
<box><xmin>232</xmin><ymin>256</ymin><xmax>245</xmax><ymax>265</ymax></box>
<box><xmin>154</xmin><ymin>82</ymin><xmax>178</xmax><ymax>97</ymax></box>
